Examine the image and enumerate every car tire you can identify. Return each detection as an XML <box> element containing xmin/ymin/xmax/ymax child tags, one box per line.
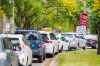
<box><xmin>18</xmin><ymin>63</ymin><xmax>23</xmax><ymax>66</ymax></box>
<box><xmin>28</xmin><ymin>64</ymin><xmax>32</xmax><ymax>66</ymax></box>
<box><xmin>51</xmin><ymin>47</ymin><xmax>55</xmax><ymax>57</ymax></box>
<box><xmin>43</xmin><ymin>54</ymin><xmax>46</xmax><ymax>60</ymax></box>
<box><xmin>59</xmin><ymin>46</ymin><xmax>63</xmax><ymax>53</ymax></box>
<box><xmin>38</xmin><ymin>56</ymin><xmax>44</xmax><ymax>63</ymax></box>
<box><xmin>91</xmin><ymin>46</ymin><xmax>96</xmax><ymax>49</ymax></box>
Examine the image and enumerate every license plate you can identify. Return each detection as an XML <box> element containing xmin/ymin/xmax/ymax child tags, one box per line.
<box><xmin>33</xmin><ymin>50</ymin><xmax>38</xmax><ymax>52</ymax></box>
<box><xmin>33</xmin><ymin>58</ymin><xmax>38</xmax><ymax>60</ymax></box>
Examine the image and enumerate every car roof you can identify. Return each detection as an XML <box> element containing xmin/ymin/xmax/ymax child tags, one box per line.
<box><xmin>62</xmin><ymin>32</ymin><xmax>83</xmax><ymax>35</ymax></box>
<box><xmin>0</xmin><ymin>34</ymin><xmax>23</xmax><ymax>38</ymax></box>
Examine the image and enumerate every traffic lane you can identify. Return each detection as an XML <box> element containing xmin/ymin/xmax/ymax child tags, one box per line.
<box><xmin>32</xmin><ymin>58</ymin><xmax>53</xmax><ymax>66</ymax></box>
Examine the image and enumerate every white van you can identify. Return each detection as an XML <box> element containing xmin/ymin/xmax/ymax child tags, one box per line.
<box><xmin>0</xmin><ymin>34</ymin><xmax>32</xmax><ymax>66</ymax></box>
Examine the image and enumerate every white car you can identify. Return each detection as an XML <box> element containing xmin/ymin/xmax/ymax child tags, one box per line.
<box><xmin>75</xmin><ymin>34</ymin><xmax>86</xmax><ymax>48</ymax></box>
<box><xmin>0</xmin><ymin>34</ymin><xmax>32</xmax><ymax>66</ymax></box>
<box><xmin>55</xmin><ymin>33</ymin><xmax>69</xmax><ymax>51</ymax></box>
<box><xmin>0</xmin><ymin>37</ymin><xmax>18</xmax><ymax>66</ymax></box>
<box><xmin>62</xmin><ymin>32</ymin><xmax>79</xmax><ymax>50</ymax></box>
<box><xmin>39</xmin><ymin>31</ymin><xmax>59</xmax><ymax>57</ymax></box>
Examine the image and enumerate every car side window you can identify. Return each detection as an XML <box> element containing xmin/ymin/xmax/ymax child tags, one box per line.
<box><xmin>8</xmin><ymin>38</ymin><xmax>21</xmax><ymax>51</ymax></box>
<box><xmin>3</xmin><ymin>38</ymin><xmax>12</xmax><ymax>49</ymax></box>
<box><xmin>50</xmin><ymin>33</ymin><xmax>57</xmax><ymax>40</ymax></box>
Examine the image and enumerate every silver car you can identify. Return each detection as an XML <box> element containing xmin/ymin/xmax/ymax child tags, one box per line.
<box><xmin>0</xmin><ymin>34</ymin><xmax>32</xmax><ymax>66</ymax></box>
<box><xmin>0</xmin><ymin>37</ymin><xmax>18</xmax><ymax>66</ymax></box>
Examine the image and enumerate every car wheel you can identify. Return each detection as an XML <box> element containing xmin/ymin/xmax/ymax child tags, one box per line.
<box><xmin>43</xmin><ymin>54</ymin><xmax>46</xmax><ymax>60</ymax></box>
<box><xmin>38</xmin><ymin>56</ymin><xmax>44</xmax><ymax>63</ymax></box>
<box><xmin>18</xmin><ymin>63</ymin><xmax>23</xmax><ymax>66</ymax></box>
<box><xmin>91</xmin><ymin>46</ymin><xmax>96</xmax><ymax>49</ymax></box>
<box><xmin>59</xmin><ymin>46</ymin><xmax>63</xmax><ymax>53</ymax></box>
<box><xmin>51</xmin><ymin>47</ymin><xmax>55</xmax><ymax>57</ymax></box>
<box><xmin>28</xmin><ymin>64</ymin><xmax>32</xmax><ymax>66</ymax></box>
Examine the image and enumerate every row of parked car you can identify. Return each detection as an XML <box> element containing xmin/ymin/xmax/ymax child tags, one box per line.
<box><xmin>0</xmin><ymin>29</ymin><xmax>98</xmax><ymax>66</ymax></box>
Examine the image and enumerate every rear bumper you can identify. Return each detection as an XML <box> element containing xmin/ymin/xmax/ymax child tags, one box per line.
<box><xmin>45</xmin><ymin>45</ymin><xmax>54</xmax><ymax>54</ymax></box>
<box><xmin>32</xmin><ymin>48</ymin><xmax>45</xmax><ymax>57</ymax></box>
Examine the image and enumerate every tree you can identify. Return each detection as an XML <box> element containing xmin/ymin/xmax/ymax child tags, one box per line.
<box><xmin>41</xmin><ymin>0</ymin><xmax>82</xmax><ymax>32</ymax></box>
<box><xmin>14</xmin><ymin>0</ymin><xmax>44</xmax><ymax>29</ymax></box>
<box><xmin>91</xmin><ymin>0</ymin><xmax>100</xmax><ymax>54</ymax></box>
<box><xmin>1</xmin><ymin>0</ymin><xmax>13</xmax><ymax>18</ymax></box>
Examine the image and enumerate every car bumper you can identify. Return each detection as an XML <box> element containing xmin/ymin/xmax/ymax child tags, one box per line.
<box><xmin>32</xmin><ymin>48</ymin><xmax>44</xmax><ymax>57</ymax></box>
<box><xmin>45</xmin><ymin>45</ymin><xmax>54</xmax><ymax>54</ymax></box>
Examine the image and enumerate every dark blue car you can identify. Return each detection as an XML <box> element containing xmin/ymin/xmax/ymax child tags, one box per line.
<box><xmin>26</xmin><ymin>32</ymin><xmax>46</xmax><ymax>63</ymax></box>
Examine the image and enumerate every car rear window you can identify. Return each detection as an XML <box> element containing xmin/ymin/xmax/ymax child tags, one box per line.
<box><xmin>27</xmin><ymin>33</ymin><xmax>42</xmax><ymax>45</ymax></box>
<box><xmin>41</xmin><ymin>34</ymin><xmax>48</xmax><ymax>39</ymax></box>
<box><xmin>62</xmin><ymin>34</ymin><xmax>73</xmax><ymax>38</ymax></box>
<box><xmin>50</xmin><ymin>33</ymin><xmax>57</xmax><ymax>40</ymax></box>
<box><xmin>8</xmin><ymin>38</ymin><xmax>19</xmax><ymax>45</ymax></box>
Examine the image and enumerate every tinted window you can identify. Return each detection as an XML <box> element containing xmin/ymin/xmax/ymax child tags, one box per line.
<box><xmin>9</xmin><ymin>38</ymin><xmax>20</xmax><ymax>45</ymax></box>
<box><xmin>50</xmin><ymin>33</ymin><xmax>57</xmax><ymax>40</ymax></box>
<box><xmin>7</xmin><ymin>38</ymin><xmax>22</xmax><ymax>51</ymax></box>
<box><xmin>41</xmin><ymin>34</ymin><xmax>48</xmax><ymax>41</ymax></box>
<box><xmin>3</xmin><ymin>38</ymin><xmax>12</xmax><ymax>49</ymax></box>
<box><xmin>28</xmin><ymin>34</ymin><xmax>37</xmax><ymax>40</ymax></box>
<box><xmin>27</xmin><ymin>33</ymin><xmax>42</xmax><ymax>44</ymax></box>
<box><xmin>76</xmin><ymin>35</ymin><xmax>84</xmax><ymax>39</ymax></box>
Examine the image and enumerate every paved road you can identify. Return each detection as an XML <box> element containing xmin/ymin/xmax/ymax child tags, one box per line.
<box><xmin>32</xmin><ymin>58</ymin><xmax>54</xmax><ymax>66</ymax></box>
<box><xmin>32</xmin><ymin>63</ymin><xmax>42</xmax><ymax>66</ymax></box>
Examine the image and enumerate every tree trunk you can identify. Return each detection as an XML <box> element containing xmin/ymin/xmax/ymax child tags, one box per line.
<box><xmin>97</xmin><ymin>31</ymin><xmax>100</xmax><ymax>55</ymax></box>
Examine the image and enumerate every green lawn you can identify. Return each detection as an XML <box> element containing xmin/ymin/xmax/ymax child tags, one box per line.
<box><xmin>57</xmin><ymin>49</ymin><xmax>100</xmax><ymax>66</ymax></box>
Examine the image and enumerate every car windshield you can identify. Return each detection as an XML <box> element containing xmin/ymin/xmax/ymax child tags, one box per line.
<box><xmin>50</xmin><ymin>33</ymin><xmax>57</xmax><ymax>40</ymax></box>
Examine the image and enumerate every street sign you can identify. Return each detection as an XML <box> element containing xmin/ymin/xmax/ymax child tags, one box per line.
<box><xmin>76</xmin><ymin>26</ymin><xmax>87</xmax><ymax>34</ymax></box>
<box><xmin>80</xmin><ymin>11</ymin><xmax>88</xmax><ymax>27</ymax></box>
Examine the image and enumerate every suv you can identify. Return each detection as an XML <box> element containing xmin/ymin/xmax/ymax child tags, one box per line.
<box><xmin>26</xmin><ymin>32</ymin><xmax>46</xmax><ymax>62</ymax></box>
<box><xmin>62</xmin><ymin>32</ymin><xmax>79</xmax><ymax>50</ymax></box>
<box><xmin>0</xmin><ymin>37</ymin><xmax>18</xmax><ymax>66</ymax></box>
<box><xmin>55</xmin><ymin>33</ymin><xmax>69</xmax><ymax>51</ymax></box>
<box><xmin>0</xmin><ymin>34</ymin><xmax>32</xmax><ymax>66</ymax></box>
<box><xmin>39</xmin><ymin>31</ymin><xmax>59</xmax><ymax>57</ymax></box>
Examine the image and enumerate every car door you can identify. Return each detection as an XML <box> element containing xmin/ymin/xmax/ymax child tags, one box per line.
<box><xmin>23</xmin><ymin>38</ymin><xmax>33</xmax><ymax>65</ymax></box>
